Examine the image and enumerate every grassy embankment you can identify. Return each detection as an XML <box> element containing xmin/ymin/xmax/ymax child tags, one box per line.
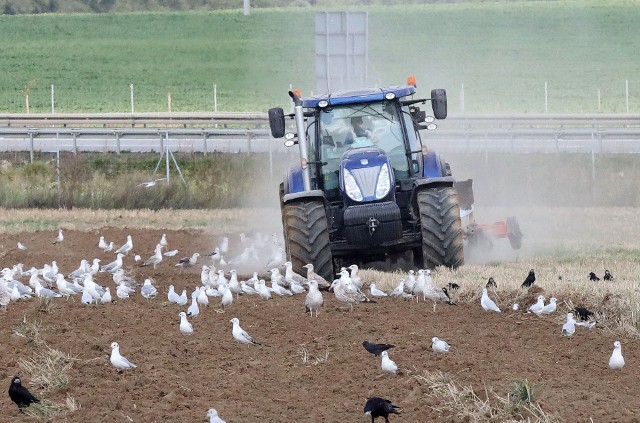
<box><xmin>0</xmin><ymin>1</ymin><xmax>638</xmax><ymax>113</ymax></box>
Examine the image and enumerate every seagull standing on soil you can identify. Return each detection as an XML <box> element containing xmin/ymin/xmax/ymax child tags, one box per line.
<box><xmin>431</xmin><ymin>337</ymin><xmax>451</xmax><ymax>353</ymax></box>
<box><xmin>364</xmin><ymin>397</ymin><xmax>400</xmax><ymax>423</ymax></box>
<box><xmin>528</xmin><ymin>295</ymin><xmax>545</xmax><ymax>314</ymax></box>
<box><xmin>303</xmin><ymin>263</ymin><xmax>330</xmax><ymax>290</ymax></box>
<box><xmin>179</xmin><ymin>311</ymin><xmax>194</xmax><ymax>335</ymax></box>
<box><xmin>176</xmin><ymin>253</ymin><xmax>200</xmax><ymax>270</ymax></box>
<box><xmin>389</xmin><ymin>279</ymin><xmax>405</xmax><ymax>297</ymax></box>
<box><xmin>110</xmin><ymin>342</ymin><xmax>137</xmax><ymax>370</ymax></box>
<box><xmin>609</xmin><ymin>341</ymin><xmax>625</xmax><ymax>369</ymax></box>
<box><xmin>100</xmin><ymin>253</ymin><xmax>124</xmax><ymax>273</ymax></box>
<box><xmin>52</xmin><ymin>228</ymin><xmax>64</xmax><ymax>245</ymax></box>
<box><xmin>159</xmin><ymin>233</ymin><xmax>168</xmax><ymax>248</ymax></box>
<box><xmin>480</xmin><ymin>288</ymin><xmax>501</xmax><ymax>312</ymax></box>
<box><xmin>187</xmin><ymin>289</ymin><xmax>200</xmax><ymax>317</ymax></box>
<box><xmin>304</xmin><ymin>280</ymin><xmax>323</xmax><ymax>317</ymax></box>
<box><xmin>17</xmin><ymin>242</ymin><xmax>27</xmax><ymax>251</ymax></box>
<box><xmin>115</xmin><ymin>235</ymin><xmax>133</xmax><ymax>255</ymax></box>
<box><xmin>540</xmin><ymin>297</ymin><xmax>557</xmax><ymax>314</ymax></box>
<box><xmin>370</xmin><ymin>283</ymin><xmax>388</xmax><ymax>297</ymax></box>
<box><xmin>230</xmin><ymin>317</ymin><xmax>260</xmax><ymax>345</ymax></box>
<box><xmin>207</xmin><ymin>408</ymin><xmax>226</xmax><ymax>423</ymax></box>
<box><xmin>98</xmin><ymin>236</ymin><xmax>109</xmax><ymax>251</ymax></box>
<box><xmin>140</xmin><ymin>279</ymin><xmax>158</xmax><ymax>300</ymax></box>
<box><xmin>141</xmin><ymin>244</ymin><xmax>163</xmax><ymax>269</ymax></box>
<box><xmin>380</xmin><ymin>351</ymin><xmax>398</xmax><ymax>375</ymax></box>
<box><xmin>562</xmin><ymin>312</ymin><xmax>576</xmax><ymax>336</ymax></box>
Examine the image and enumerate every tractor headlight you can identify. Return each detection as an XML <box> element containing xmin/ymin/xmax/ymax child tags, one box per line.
<box><xmin>375</xmin><ymin>163</ymin><xmax>391</xmax><ymax>199</ymax></box>
<box><xmin>343</xmin><ymin>169</ymin><xmax>363</xmax><ymax>201</ymax></box>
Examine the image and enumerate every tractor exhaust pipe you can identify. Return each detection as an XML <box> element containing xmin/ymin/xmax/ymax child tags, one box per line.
<box><xmin>289</xmin><ymin>90</ymin><xmax>311</xmax><ymax>192</ymax></box>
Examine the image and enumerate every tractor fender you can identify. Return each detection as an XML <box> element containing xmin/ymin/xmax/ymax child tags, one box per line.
<box><xmin>422</xmin><ymin>150</ymin><xmax>448</xmax><ymax>177</ymax></box>
<box><xmin>409</xmin><ymin>176</ymin><xmax>457</xmax><ymax>217</ymax></box>
<box><xmin>282</xmin><ymin>190</ymin><xmax>325</xmax><ymax>204</ymax></box>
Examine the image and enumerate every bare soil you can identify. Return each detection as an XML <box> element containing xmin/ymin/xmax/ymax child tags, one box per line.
<box><xmin>1</xmin><ymin>228</ymin><xmax>639</xmax><ymax>422</ymax></box>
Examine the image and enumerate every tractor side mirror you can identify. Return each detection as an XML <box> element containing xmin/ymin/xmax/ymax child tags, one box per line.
<box><xmin>430</xmin><ymin>89</ymin><xmax>447</xmax><ymax>120</ymax></box>
<box><xmin>268</xmin><ymin>107</ymin><xmax>286</xmax><ymax>138</ymax></box>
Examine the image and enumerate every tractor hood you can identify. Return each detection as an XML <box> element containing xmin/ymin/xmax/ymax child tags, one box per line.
<box><xmin>339</xmin><ymin>147</ymin><xmax>395</xmax><ymax>203</ymax></box>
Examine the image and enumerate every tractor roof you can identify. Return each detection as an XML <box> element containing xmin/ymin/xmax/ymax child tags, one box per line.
<box><xmin>301</xmin><ymin>85</ymin><xmax>416</xmax><ymax>108</ymax></box>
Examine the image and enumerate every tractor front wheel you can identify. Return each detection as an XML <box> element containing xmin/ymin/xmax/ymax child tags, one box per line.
<box><xmin>282</xmin><ymin>200</ymin><xmax>334</xmax><ymax>282</ymax></box>
<box><xmin>417</xmin><ymin>187</ymin><xmax>465</xmax><ymax>269</ymax></box>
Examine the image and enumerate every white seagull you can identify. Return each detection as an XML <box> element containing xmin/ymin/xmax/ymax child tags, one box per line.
<box><xmin>540</xmin><ymin>297</ymin><xmax>557</xmax><ymax>315</ymax></box>
<box><xmin>431</xmin><ymin>337</ymin><xmax>451</xmax><ymax>353</ymax></box>
<box><xmin>100</xmin><ymin>253</ymin><xmax>124</xmax><ymax>273</ymax></box>
<box><xmin>609</xmin><ymin>340</ymin><xmax>625</xmax><ymax>369</ymax></box>
<box><xmin>207</xmin><ymin>408</ymin><xmax>226</xmax><ymax>423</ymax></box>
<box><xmin>380</xmin><ymin>350</ymin><xmax>398</xmax><ymax>374</ymax></box>
<box><xmin>52</xmin><ymin>228</ymin><xmax>64</xmax><ymax>245</ymax></box>
<box><xmin>562</xmin><ymin>312</ymin><xmax>576</xmax><ymax>336</ymax></box>
<box><xmin>98</xmin><ymin>236</ymin><xmax>109</xmax><ymax>251</ymax></box>
<box><xmin>480</xmin><ymin>288</ymin><xmax>501</xmax><ymax>312</ymax></box>
<box><xmin>110</xmin><ymin>342</ymin><xmax>137</xmax><ymax>370</ymax></box>
<box><xmin>140</xmin><ymin>279</ymin><xmax>157</xmax><ymax>300</ymax></box>
<box><xmin>17</xmin><ymin>242</ymin><xmax>27</xmax><ymax>251</ymax></box>
<box><xmin>528</xmin><ymin>295</ymin><xmax>545</xmax><ymax>314</ymax></box>
<box><xmin>230</xmin><ymin>317</ymin><xmax>259</xmax><ymax>345</ymax></box>
<box><xmin>115</xmin><ymin>235</ymin><xmax>133</xmax><ymax>255</ymax></box>
<box><xmin>179</xmin><ymin>311</ymin><xmax>194</xmax><ymax>335</ymax></box>
<box><xmin>369</xmin><ymin>283</ymin><xmax>388</xmax><ymax>297</ymax></box>
<box><xmin>304</xmin><ymin>280</ymin><xmax>324</xmax><ymax>317</ymax></box>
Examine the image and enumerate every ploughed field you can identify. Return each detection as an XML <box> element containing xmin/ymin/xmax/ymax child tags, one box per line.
<box><xmin>1</xmin><ymin>226</ymin><xmax>639</xmax><ymax>422</ymax></box>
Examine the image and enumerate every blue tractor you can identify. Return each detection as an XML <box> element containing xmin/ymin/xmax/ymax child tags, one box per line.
<box><xmin>268</xmin><ymin>83</ymin><xmax>464</xmax><ymax>282</ymax></box>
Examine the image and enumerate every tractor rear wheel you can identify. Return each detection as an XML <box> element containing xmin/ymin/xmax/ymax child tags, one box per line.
<box><xmin>417</xmin><ymin>187</ymin><xmax>464</xmax><ymax>269</ymax></box>
<box><xmin>282</xmin><ymin>200</ymin><xmax>334</xmax><ymax>282</ymax></box>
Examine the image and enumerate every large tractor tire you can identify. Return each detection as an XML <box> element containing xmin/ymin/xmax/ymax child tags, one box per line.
<box><xmin>282</xmin><ymin>200</ymin><xmax>334</xmax><ymax>282</ymax></box>
<box><xmin>417</xmin><ymin>187</ymin><xmax>465</xmax><ymax>269</ymax></box>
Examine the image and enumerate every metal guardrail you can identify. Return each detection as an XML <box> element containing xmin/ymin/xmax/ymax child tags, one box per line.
<box><xmin>0</xmin><ymin>112</ymin><xmax>639</xmax><ymax>129</ymax></box>
<box><xmin>1</xmin><ymin>113</ymin><xmax>640</xmax><ymax>157</ymax></box>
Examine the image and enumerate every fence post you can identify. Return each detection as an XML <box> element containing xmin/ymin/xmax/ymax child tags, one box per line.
<box><xmin>73</xmin><ymin>131</ymin><xmax>78</xmax><ymax>154</ymax></box>
<box><xmin>51</xmin><ymin>84</ymin><xmax>55</xmax><ymax>114</ymax></box>
<box><xmin>56</xmin><ymin>132</ymin><xmax>61</xmax><ymax>208</ymax></box>
<box><xmin>202</xmin><ymin>132</ymin><xmax>208</xmax><ymax>155</ymax></box>
<box><xmin>544</xmin><ymin>82</ymin><xmax>548</xmax><ymax>113</ymax></box>
<box><xmin>29</xmin><ymin>131</ymin><xmax>34</xmax><ymax>163</ymax></box>
<box><xmin>130</xmin><ymin>83</ymin><xmax>134</xmax><ymax>113</ymax></box>
<box><xmin>168</xmin><ymin>92</ymin><xmax>172</xmax><ymax>112</ymax></box>
<box><xmin>626</xmin><ymin>79</ymin><xmax>629</xmax><ymax>113</ymax></box>
<box><xmin>115</xmin><ymin>131</ymin><xmax>121</xmax><ymax>154</ymax></box>
<box><xmin>213</xmin><ymin>84</ymin><xmax>218</xmax><ymax>112</ymax></box>
<box><xmin>597</xmin><ymin>88</ymin><xmax>602</xmax><ymax>113</ymax></box>
<box><xmin>25</xmin><ymin>95</ymin><xmax>30</xmax><ymax>113</ymax></box>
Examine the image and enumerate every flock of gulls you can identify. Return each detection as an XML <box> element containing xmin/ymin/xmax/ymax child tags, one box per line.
<box><xmin>2</xmin><ymin>229</ymin><xmax>626</xmax><ymax>421</ymax></box>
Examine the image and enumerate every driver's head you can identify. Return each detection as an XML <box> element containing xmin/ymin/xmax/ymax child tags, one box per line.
<box><xmin>350</xmin><ymin>116</ymin><xmax>363</xmax><ymax>128</ymax></box>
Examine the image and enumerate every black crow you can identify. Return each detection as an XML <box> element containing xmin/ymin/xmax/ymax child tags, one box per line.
<box><xmin>364</xmin><ymin>396</ymin><xmax>400</xmax><ymax>423</ymax></box>
<box><xmin>589</xmin><ymin>272</ymin><xmax>600</xmax><ymax>281</ymax></box>
<box><xmin>362</xmin><ymin>340</ymin><xmax>395</xmax><ymax>357</ymax></box>
<box><xmin>486</xmin><ymin>277</ymin><xmax>497</xmax><ymax>288</ymax></box>
<box><xmin>8</xmin><ymin>376</ymin><xmax>39</xmax><ymax>411</ymax></box>
<box><xmin>441</xmin><ymin>287</ymin><xmax>456</xmax><ymax>305</ymax></box>
<box><xmin>573</xmin><ymin>307</ymin><xmax>594</xmax><ymax>321</ymax></box>
<box><xmin>521</xmin><ymin>269</ymin><xmax>536</xmax><ymax>288</ymax></box>
<box><xmin>604</xmin><ymin>270</ymin><xmax>614</xmax><ymax>281</ymax></box>
<box><xmin>447</xmin><ymin>282</ymin><xmax>460</xmax><ymax>290</ymax></box>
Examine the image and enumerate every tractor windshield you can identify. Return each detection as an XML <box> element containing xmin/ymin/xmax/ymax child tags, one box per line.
<box><xmin>318</xmin><ymin>101</ymin><xmax>409</xmax><ymax>193</ymax></box>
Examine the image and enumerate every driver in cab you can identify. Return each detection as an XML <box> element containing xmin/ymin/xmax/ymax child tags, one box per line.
<box><xmin>345</xmin><ymin>116</ymin><xmax>378</xmax><ymax>148</ymax></box>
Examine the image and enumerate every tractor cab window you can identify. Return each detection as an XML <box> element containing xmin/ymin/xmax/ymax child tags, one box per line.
<box><xmin>318</xmin><ymin>101</ymin><xmax>408</xmax><ymax>193</ymax></box>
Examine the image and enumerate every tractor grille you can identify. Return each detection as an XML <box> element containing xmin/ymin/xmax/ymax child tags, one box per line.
<box><xmin>350</xmin><ymin>166</ymin><xmax>381</xmax><ymax>198</ymax></box>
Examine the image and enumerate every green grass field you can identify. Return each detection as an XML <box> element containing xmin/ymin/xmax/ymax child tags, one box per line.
<box><xmin>0</xmin><ymin>1</ymin><xmax>639</xmax><ymax>113</ymax></box>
